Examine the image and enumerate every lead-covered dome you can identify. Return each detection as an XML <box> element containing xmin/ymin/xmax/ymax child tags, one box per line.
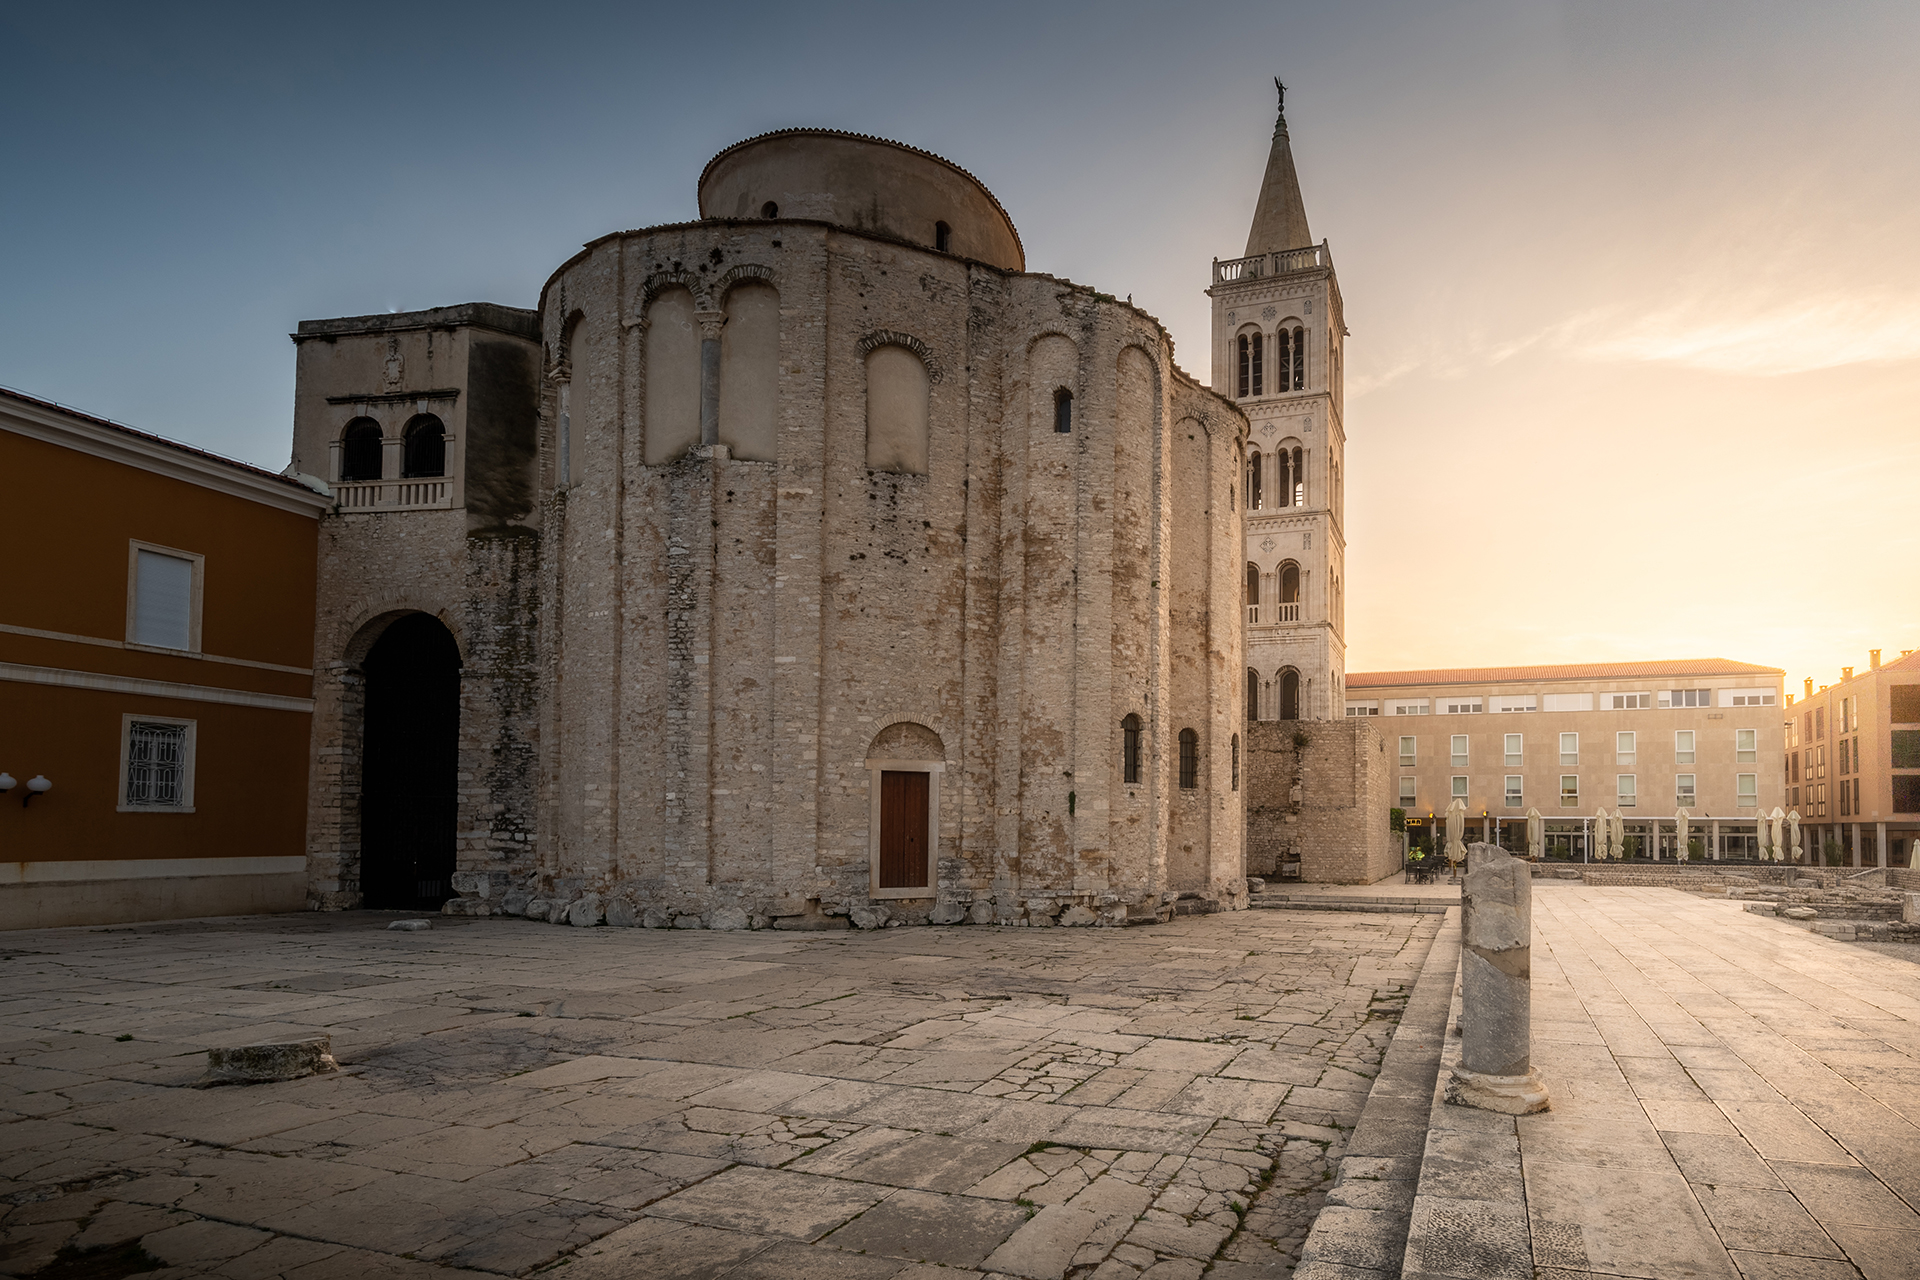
<box><xmin>698</xmin><ymin>129</ymin><xmax>1025</xmax><ymax>271</ymax></box>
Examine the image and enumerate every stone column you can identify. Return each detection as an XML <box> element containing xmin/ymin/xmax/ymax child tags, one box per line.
<box><xmin>1852</xmin><ymin>823</ymin><xmax>1862</xmax><ymax>868</ymax></box>
<box><xmin>696</xmin><ymin>310</ymin><xmax>725</xmax><ymax>447</ymax></box>
<box><xmin>1877</xmin><ymin>822</ymin><xmax>1888</xmax><ymax>868</ymax></box>
<box><xmin>1447</xmin><ymin>842</ymin><xmax>1550</xmax><ymax>1114</ymax></box>
<box><xmin>1711</xmin><ymin>818</ymin><xmax>1721</xmax><ymax>860</ymax></box>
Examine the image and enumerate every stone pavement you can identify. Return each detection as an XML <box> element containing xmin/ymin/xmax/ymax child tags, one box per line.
<box><xmin>1304</xmin><ymin>887</ymin><xmax>1920</xmax><ymax>1280</ymax></box>
<box><xmin>0</xmin><ymin>908</ymin><xmax>1438</xmax><ymax>1279</ymax></box>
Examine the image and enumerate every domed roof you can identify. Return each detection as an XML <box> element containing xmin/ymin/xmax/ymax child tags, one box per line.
<box><xmin>698</xmin><ymin>129</ymin><xmax>1025</xmax><ymax>271</ymax></box>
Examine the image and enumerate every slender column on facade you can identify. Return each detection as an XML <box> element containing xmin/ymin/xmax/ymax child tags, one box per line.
<box><xmin>696</xmin><ymin>310</ymin><xmax>725</xmax><ymax>448</ymax></box>
<box><xmin>1852</xmin><ymin>822</ymin><xmax>1862</xmax><ymax>867</ymax></box>
<box><xmin>1877</xmin><ymin>822</ymin><xmax>1888</xmax><ymax>868</ymax></box>
<box><xmin>1448</xmin><ymin>842</ymin><xmax>1550</xmax><ymax>1114</ymax></box>
<box><xmin>1710</xmin><ymin>818</ymin><xmax>1720</xmax><ymax>859</ymax></box>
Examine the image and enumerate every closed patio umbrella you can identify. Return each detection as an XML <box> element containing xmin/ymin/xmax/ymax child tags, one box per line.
<box><xmin>1787</xmin><ymin>809</ymin><xmax>1802</xmax><ymax>864</ymax></box>
<box><xmin>1770</xmin><ymin>808</ymin><xmax>1787</xmax><ymax>863</ymax></box>
<box><xmin>1594</xmin><ymin>807</ymin><xmax>1612</xmax><ymax>859</ymax></box>
<box><xmin>1611</xmin><ymin>810</ymin><xmax>1627</xmax><ymax>861</ymax></box>
<box><xmin>1527</xmin><ymin>807</ymin><xmax>1544</xmax><ymax>861</ymax></box>
<box><xmin>1445</xmin><ymin>798</ymin><xmax>1467</xmax><ymax>868</ymax></box>
<box><xmin>1676</xmin><ymin>808</ymin><xmax>1690</xmax><ymax>861</ymax></box>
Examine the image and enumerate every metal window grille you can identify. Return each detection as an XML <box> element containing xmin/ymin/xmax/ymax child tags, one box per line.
<box><xmin>126</xmin><ymin>722</ymin><xmax>186</xmax><ymax>806</ymax></box>
<box><xmin>1178</xmin><ymin>729</ymin><xmax>1199</xmax><ymax>790</ymax></box>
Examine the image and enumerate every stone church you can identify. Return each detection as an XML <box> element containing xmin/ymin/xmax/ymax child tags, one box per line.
<box><xmin>288</xmin><ymin>93</ymin><xmax>1351</xmax><ymax>927</ymax></box>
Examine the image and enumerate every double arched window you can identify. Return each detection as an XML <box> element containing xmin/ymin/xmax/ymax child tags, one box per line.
<box><xmin>1236</xmin><ymin>330</ymin><xmax>1264</xmax><ymax>398</ymax></box>
<box><xmin>1277</xmin><ymin>327</ymin><xmax>1305</xmax><ymax>391</ymax></box>
<box><xmin>402</xmin><ymin>415</ymin><xmax>445</xmax><ymax>478</ymax></box>
<box><xmin>340</xmin><ymin>418</ymin><xmax>383</xmax><ymax>482</ymax></box>
<box><xmin>1275</xmin><ymin>446</ymin><xmax>1305</xmax><ymax>507</ymax></box>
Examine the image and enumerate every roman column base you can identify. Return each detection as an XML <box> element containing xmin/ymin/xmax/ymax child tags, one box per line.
<box><xmin>1446</xmin><ymin>1065</ymin><xmax>1551</xmax><ymax>1115</ymax></box>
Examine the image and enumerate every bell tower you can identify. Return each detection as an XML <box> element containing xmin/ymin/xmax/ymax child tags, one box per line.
<box><xmin>1209</xmin><ymin>80</ymin><xmax>1347</xmax><ymax>721</ymax></box>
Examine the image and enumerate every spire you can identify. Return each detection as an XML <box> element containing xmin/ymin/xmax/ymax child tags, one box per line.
<box><xmin>1243</xmin><ymin>78</ymin><xmax>1313</xmax><ymax>257</ymax></box>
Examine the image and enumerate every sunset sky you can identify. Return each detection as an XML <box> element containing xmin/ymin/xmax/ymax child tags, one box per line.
<box><xmin>4</xmin><ymin>1</ymin><xmax>1914</xmax><ymax>697</ymax></box>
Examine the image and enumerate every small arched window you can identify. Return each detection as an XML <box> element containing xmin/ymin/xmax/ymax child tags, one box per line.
<box><xmin>1288</xmin><ymin>326</ymin><xmax>1305</xmax><ymax>390</ymax></box>
<box><xmin>1291</xmin><ymin>446</ymin><xmax>1305</xmax><ymax>506</ymax></box>
<box><xmin>761</xmin><ymin>201</ymin><xmax>779</xmax><ymax>218</ymax></box>
<box><xmin>1246</xmin><ymin>562</ymin><xmax>1261</xmax><ymax>619</ymax></box>
<box><xmin>340</xmin><ymin>417</ymin><xmax>383</xmax><ymax>482</ymax></box>
<box><xmin>935</xmin><ymin>221</ymin><xmax>952</xmax><ymax>253</ymax></box>
<box><xmin>1280</xmin><ymin>669</ymin><xmax>1301</xmax><ymax>721</ymax></box>
<box><xmin>1232</xmin><ymin>734</ymin><xmax>1240</xmax><ymax>792</ymax></box>
<box><xmin>1178</xmin><ymin>728</ymin><xmax>1200</xmax><ymax>789</ymax></box>
<box><xmin>1280</xmin><ymin>562</ymin><xmax>1300</xmax><ymax>605</ymax></box>
<box><xmin>1122</xmin><ymin>713</ymin><xmax>1142</xmax><ymax>784</ymax></box>
<box><xmin>1247</xmin><ymin>668</ymin><xmax>1260</xmax><ymax>722</ymax></box>
<box><xmin>1247</xmin><ymin>450</ymin><xmax>1263</xmax><ymax>510</ymax></box>
<box><xmin>1054</xmin><ymin>388</ymin><xmax>1073</xmax><ymax>433</ymax></box>
<box><xmin>402</xmin><ymin>414</ymin><xmax>445</xmax><ymax>478</ymax></box>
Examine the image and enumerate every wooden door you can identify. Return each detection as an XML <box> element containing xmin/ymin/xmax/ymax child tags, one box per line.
<box><xmin>879</xmin><ymin>770</ymin><xmax>929</xmax><ymax>890</ymax></box>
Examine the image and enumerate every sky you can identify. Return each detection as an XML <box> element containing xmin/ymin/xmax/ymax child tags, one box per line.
<box><xmin>4</xmin><ymin>0</ymin><xmax>1916</xmax><ymax>696</ymax></box>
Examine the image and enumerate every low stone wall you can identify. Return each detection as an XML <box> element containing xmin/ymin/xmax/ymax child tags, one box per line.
<box><xmin>1573</xmin><ymin>865</ymin><xmax>1840</xmax><ymax>890</ymax></box>
<box><xmin>1888</xmin><ymin>867</ymin><xmax>1920</xmax><ymax>892</ymax></box>
<box><xmin>1245</xmin><ymin>719</ymin><xmax>1394</xmax><ymax>885</ymax></box>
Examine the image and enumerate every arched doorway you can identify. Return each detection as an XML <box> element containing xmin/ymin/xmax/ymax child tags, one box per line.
<box><xmin>360</xmin><ymin>613</ymin><xmax>460</xmax><ymax>909</ymax></box>
<box><xmin>1279</xmin><ymin>668</ymin><xmax>1301</xmax><ymax>721</ymax></box>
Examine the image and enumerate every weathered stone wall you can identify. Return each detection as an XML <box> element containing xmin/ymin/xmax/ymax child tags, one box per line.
<box><xmin>1246</xmin><ymin>718</ymin><xmax>1391</xmax><ymax>884</ymax></box>
<box><xmin>301</xmin><ymin>206</ymin><xmax>1252</xmax><ymax>930</ymax></box>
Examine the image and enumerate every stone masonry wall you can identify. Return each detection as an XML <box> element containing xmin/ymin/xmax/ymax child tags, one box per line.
<box><xmin>1246</xmin><ymin>718</ymin><xmax>1391</xmax><ymax>884</ymax></box>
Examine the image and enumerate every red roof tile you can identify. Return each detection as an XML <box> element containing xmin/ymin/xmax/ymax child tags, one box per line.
<box><xmin>1346</xmin><ymin>658</ymin><xmax>1784</xmax><ymax>689</ymax></box>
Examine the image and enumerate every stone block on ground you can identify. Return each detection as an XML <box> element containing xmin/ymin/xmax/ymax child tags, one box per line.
<box><xmin>199</xmin><ymin>1036</ymin><xmax>339</xmax><ymax>1086</ymax></box>
<box><xmin>387</xmin><ymin>918</ymin><xmax>432</xmax><ymax>931</ymax></box>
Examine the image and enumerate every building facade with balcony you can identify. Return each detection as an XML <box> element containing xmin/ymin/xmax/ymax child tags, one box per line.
<box><xmin>1211</xmin><ymin>86</ymin><xmax>1347</xmax><ymax>724</ymax></box>
<box><xmin>0</xmin><ymin>389</ymin><xmax>328</xmax><ymax>928</ymax></box>
<box><xmin>1347</xmin><ymin>659</ymin><xmax>1785</xmax><ymax>857</ymax></box>
<box><xmin>1782</xmin><ymin>648</ymin><xmax>1920</xmax><ymax>868</ymax></box>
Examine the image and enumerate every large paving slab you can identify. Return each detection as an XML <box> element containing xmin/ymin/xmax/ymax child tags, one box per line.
<box><xmin>0</xmin><ymin>907</ymin><xmax>1436</xmax><ymax>1277</ymax></box>
<box><xmin>1452</xmin><ymin>887</ymin><xmax>1920</xmax><ymax>1280</ymax></box>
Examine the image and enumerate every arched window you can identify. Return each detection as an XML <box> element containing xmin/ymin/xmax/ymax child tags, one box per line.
<box><xmin>1275</xmin><ymin>326</ymin><xmax>1305</xmax><ymax>391</ymax></box>
<box><xmin>644</xmin><ymin>287</ymin><xmax>701</xmax><ymax>465</ymax></box>
<box><xmin>1178</xmin><ymin>728</ymin><xmax>1200</xmax><ymax>789</ymax></box>
<box><xmin>720</xmin><ymin>281</ymin><xmax>779</xmax><ymax>462</ymax></box>
<box><xmin>1232</xmin><ymin>734</ymin><xmax>1240</xmax><ymax>792</ymax></box>
<box><xmin>1247</xmin><ymin>668</ymin><xmax>1260</xmax><ymax>722</ymax></box>
<box><xmin>1280</xmin><ymin>669</ymin><xmax>1301</xmax><ymax>721</ymax></box>
<box><xmin>1235</xmin><ymin>331</ymin><xmax>1265</xmax><ymax>398</ymax></box>
<box><xmin>761</xmin><ymin>200</ymin><xmax>779</xmax><ymax>218</ymax></box>
<box><xmin>340</xmin><ymin>418</ymin><xmax>383</xmax><ymax>482</ymax></box>
<box><xmin>401</xmin><ymin>414</ymin><xmax>445</xmax><ymax>478</ymax></box>
<box><xmin>1280</xmin><ymin>562</ymin><xmax>1300</xmax><ymax>605</ymax></box>
<box><xmin>866</xmin><ymin>344</ymin><xmax>931</xmax><ymax>474</ymax></box>
<box><xmin>1122</xmin><ymin>713</ymin><xmax>1142</xmax><ymax>784</ymax></box>
<box><xmin>1054</xmin><ymin>388</ymin><xmax>1073</xmax><ymax>433</ymax></box>
<box><xmin>1247</xmin><ymin>450</ymin><xmax>1263</xmax><ymax>510</ymax></box>
<box><xmin>1290</xmin><ymin>446</ymin><xmax>1305</xmax><ymax>506</ymax></box>
<box><xmin>935</xmin><ymin>221</ymin><xmax>952</xmax><ymax>253</ymax></box>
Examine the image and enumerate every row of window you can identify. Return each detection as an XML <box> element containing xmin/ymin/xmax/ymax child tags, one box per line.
<box><xmin>1399</xmin><ymin>772</ymin><xmax>1759</xmax><ymax>810</ymax></box>
<box><xmin>1395</xmin><ymin>730</ymin><xmax>1759</xmax><ymax>767</ymax></box>
<box><xmin>1245</xmin><ymin>447</ymin><xmax>1306</xmax><ymax>510</ymax></box>
<box><xmin>337</xmin><ymin>414</ymin><xmax>448</xmax><ymax>483</ymax></box>
<box><xmin>1121</xmin><ymin>716</ymin><xmax>1239</xmax><ymax>791</ymax></box>
<box><xmin>1357</xmin><ymin>688</ymin><xmax>1777</xmax><ymax>716</ymax></box>
<box><xmin>1235</xmin><ymin>327</ymin><xmax>1306</xmax><ymax>398</ymax></box>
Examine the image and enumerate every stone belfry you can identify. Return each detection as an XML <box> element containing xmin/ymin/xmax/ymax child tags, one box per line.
<box><xmin>1209</xmin><ymin>80</ymin><xmax>1347</xmax><ymax>722</ymax></box>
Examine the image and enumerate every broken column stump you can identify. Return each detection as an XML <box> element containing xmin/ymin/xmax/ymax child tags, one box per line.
<box><xmin>1446</xmin><ymin>842</ymin><xmax>1551</xmax><ymax>1114</ymax></box>
<box><xmin>198</xmin><ymin>1035</ymin><xmax>339</xmax><ymax>1086</ymax></box>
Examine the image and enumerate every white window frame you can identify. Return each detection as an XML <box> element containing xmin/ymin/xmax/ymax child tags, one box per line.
<box><xmin>1392</xmin><ymin>700</ymin><xmax>1430</xmax><ymax>716</ymax></box>
<box><xmin>1444</xmin><ymin>698</ymin><xmax>1484</xmax><ymax>715</ymax></box>
<box><xmin>1559</xmin><ymin>732</ymin><xmax>1578</xmax><ymax>766</ymax></box>
<box><xmin>1616</xmin><ymin>730</ymin><xmax>1636</xmax><ymax>765</ymax></box>
<box><xmin>866</xmin><ymin>757</ymin><xmax>943</xmax><ymax>900</ymax></box>
<box><xmin>1398</xmin><ymin>777</ymin><xmax>1417</xmax><ymax>805</ymax></box>
<box><xmin>1617</xmin><ymin>774</ymin><xmax>1637</xmax><ymax>807</ymax></box>
<box><xmin>1451</xmin><ymin>734</ymin><xmax>1469</xmax><ymax>767</ymax></box>
<box><xmin>125</xmin><ymin>541</ymin><xmax>205</xmax><ymax>654</ymax></box>
<box><xmin>1504</xmin><ymin>733</ymin><xmax>1523</xmax><ymax>767</ymax></box>
<box><xmin>1398</xmin><ymin>735</ymin><xmax>1417</xmax><ymax>765</ymax></box>
<box><xmin>1504</xmin><ymin>775</ymin><xmax>1523</xmax><ymax>807</ymax></box>
<box><xmin>1676</xmin><ymin>773</ymin><xmax>1696</xmax><ymax>807</ymax></box>
<box><xmin>1735</xmin><ymin>728</ymin><xmax>1757</xmax><ymax>763</ymax></box>
<box><xmin>1451</xmin><ymin>775</ymin><xmax>1469</xmax><ymax>799</ymax></box>
<box><xmin>1493</xmin><ymin>694</ymin><xmax>1537</xmax><ymax>713</ymax></box>
<box><xmin>1609</xmin><ymin>692</ymin><xmax>1651</xmax><ymax>710</ymax></box>
<box><xmin>117</xmin><ymin>714</ymin><xmax>197</xmax><ymax>812</ymax></box>
<box><xmin>1675</xmin><ymin>730</ymin><xmax>1695</xmax><ymax>765</ymax></box>
<box><xmin>1559</xmin><ymin>775</ymin><xmax>1579</xmax><ymax>807</ymax></box>
<box><xmin>1736</xmin><ymin>773</ymin><xmax>1757</xmax><ymax>805</ymax></box>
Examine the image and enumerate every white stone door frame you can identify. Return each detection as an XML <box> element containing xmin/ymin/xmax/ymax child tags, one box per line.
<box><xmin>866</xmin><ymin>757</ymin><xmax>942</xmax><ymax>900</ymax></box>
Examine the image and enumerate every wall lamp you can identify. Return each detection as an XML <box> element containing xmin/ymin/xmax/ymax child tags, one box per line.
<box><xmin>0</xmin><ymin>773</ymin><xmax>12</xmax><ymax>795</ymax></box>
<box><xmin>22</xmin><ymin>775</ymin><xmax>51</xmax><ymax>806</ymax></box>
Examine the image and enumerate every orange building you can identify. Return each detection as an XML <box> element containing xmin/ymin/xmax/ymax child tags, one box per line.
<box><xmin>1</xmin><ymin>389</ymin><xmax>328</xmax><ymax>927</ymax></box>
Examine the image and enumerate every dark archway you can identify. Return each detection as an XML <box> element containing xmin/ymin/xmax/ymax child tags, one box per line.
<box><xmin>1280</xmin><ymin>669</ymin><xmax>1301</xmax><ymax>721</ymax></box>
<box><xmin>360</xmin><ymin>613</ymin><xmax>460</xmax><ymax>909</ymax></box>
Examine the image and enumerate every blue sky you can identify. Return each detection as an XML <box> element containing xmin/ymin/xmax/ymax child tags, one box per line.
<box><xmin>4</xmin><ymin>1</ymin><xmax>1916</xmax><ymax>685</ymax></box>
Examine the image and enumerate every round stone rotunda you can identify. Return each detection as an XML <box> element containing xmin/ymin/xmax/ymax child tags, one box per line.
<box><xmin>290</xmin><ymin>128</ymin><xmax>1251</xmax><ymax>930</ymax></box>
